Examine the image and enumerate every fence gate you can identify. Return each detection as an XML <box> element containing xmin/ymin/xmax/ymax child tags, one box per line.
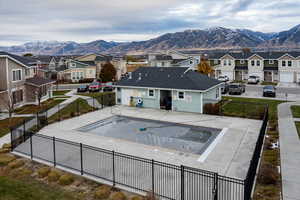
<box><xmin>182</xmin><ymin>166</ymin><xmax>217</xmax><ymax>200</ymax></box>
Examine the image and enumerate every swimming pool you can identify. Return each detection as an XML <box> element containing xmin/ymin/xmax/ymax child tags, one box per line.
<box><xmin>77</xmin><ymin>115</ymin><xmax>221</xmax><ymax>155</ymax></box>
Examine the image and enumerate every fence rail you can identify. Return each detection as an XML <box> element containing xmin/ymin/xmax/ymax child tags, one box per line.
<box><xmin>10</xmin><ymin>101</ymin><xmax>269</xmax><ymax>200</ymax></box>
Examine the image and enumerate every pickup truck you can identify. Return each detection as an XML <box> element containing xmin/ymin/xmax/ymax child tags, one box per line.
<box><xmin>228</xmin><ymin>83</ymin><xmax>245</xmax><ymax>95</ymax></box>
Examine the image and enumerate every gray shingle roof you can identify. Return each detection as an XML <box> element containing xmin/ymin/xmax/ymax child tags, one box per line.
<box><xmin>0</xmin><ymin>51</ymin><xmax>35</xmax><ymax>66</ymax></box>
<box><xmin>155</xmin><ymin>54</ymin><xmax>173</xmax><ymax>61</ymax></box>
<box><xmin>116</xmin><ymin>67</ymin><xmax>221</xmax><ymax>91</ymax></box>
<box><xmin>25</xmin><ymin>76</ymin><xmax>55</xmax><ymax>86</ymax></box>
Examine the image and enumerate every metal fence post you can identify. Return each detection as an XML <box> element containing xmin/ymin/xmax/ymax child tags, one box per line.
<box><xmin>181</xmin><ymin>165</ymin><xmax>185</xmax><ymax>200</ymax></box>
<box><xmin>10</xmin><ymin>128</ymin><xmax>14</xmax><ymax>151</ymax></box>
<box><xmin>36</xmin><ymin>112</ymin><xmax>39</xmax><ymax>129</ymax></box>
<box><xmin>80</xmin><ymin>143</ymin><xmax>83</xmax><ymax>175</ymax></box>
<box><xmin>112</xmin><ymin>150</ymin><xmax>116</xmax><ymax>186</ymax></box>
<box><xmin>101</xmin><ymin>95</ymin><xmax>104</xmax><ymax>109</ymax></box>
<box><xmin>58</xmin><ymin>104</ymin><xmax>61</xmax><ymax>121</ymax></box>
<box><xmin>53</xmin><ymin>137</ymin><xmax>56</xmax><ymax>166</ymax></box>
<box><xmin>30</xmin><ymin>133</ymin><xmax>33</xmax><ymax>160</ymax></box>
<box><xmin>77</xmin><ymin>100</ymin><xmax>80</xmax><ymax>115</ymax></box>
<box><xmin>23</xmin><ymin>120</ymin><xmax>26</xmax><ymax>142</ymax></box>
<box><xmin>152</xmin><ymin>159</ymin><xmax>155</xmax><ymax>196</ymax></box>
<box><xmin>214</xmin><ymin>173</ymin><xmax>218</xmax><ymax>200</ymax></box>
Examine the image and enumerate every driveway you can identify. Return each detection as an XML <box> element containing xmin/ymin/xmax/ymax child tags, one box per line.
<box><xmin>278</xmin><ymin>102</ymin><xmax>300</xmax><ymax>200</ymax></box>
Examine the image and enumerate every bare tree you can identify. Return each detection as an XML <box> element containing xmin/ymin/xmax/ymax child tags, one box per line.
<box><xmin>0</xmin><ymin>89</ymin><xmax>18</xmax><ymax>122</ymax></box>
<box><xmin>34</xmin><ymin>86</ymin><xmax>45</xmax><ymax>107</ymax></box>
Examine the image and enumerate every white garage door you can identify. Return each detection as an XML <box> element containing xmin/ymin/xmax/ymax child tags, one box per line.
<box><xmin>222</xmin><ymin>71</ymin><xmax>234</xmax><ymax>80</ymax></box>
<box><xmin>280</xmin><ymin>72</ymin><xmax>293</xmax><ymax>83</ymax></box>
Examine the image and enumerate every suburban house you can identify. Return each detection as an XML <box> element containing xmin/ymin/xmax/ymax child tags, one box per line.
<box><xmin>57</xmin><ymin>59</ymin><xmax>96</xmax><ymax>82</ymax></box>
<box><xmin>148</xmin><ymin>54</ymin><xmax>173</xmax><ymax>67</ymax></box>
<box><xmin>203</xmin><ymin>51</ymin><xmax>300</xmax><ymax>83</ymax></box>
<box><xmin>115</xmin><ymin>67</ymin><xmax>222</xmax><ymax>114</ymax></box>
<box><xmin>0</xmin><ymin>52</ymin><xmax>55</xmax><ymax>111</ymax></box>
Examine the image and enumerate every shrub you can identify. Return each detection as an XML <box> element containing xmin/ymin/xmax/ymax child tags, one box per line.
<box><xmin>203</xmin><ymin>103</ymin><xmax>220</xmax><ymax>115</ymax></box>
<box><xmin>2</xmin><ymin>143</ymin><xmax>11</xmax><ymax>149</ymax></box>
<box><xmin>258</xmin><ymin>164</ymin><xmax>278</xmax><ymax>185</ymax></box>
<box><xmin>59</xmin><ymin>174</ymin><xmax>74</xmax><ymax>185</ymax></box>
<box><xmin>94</xmin><ymin>185</ymin><xmax>112</xmax><ymax>199</ymax></box>
<box><xmin>8</xmin><ymin>159</ymin><xmax>24</xmax><ymax>169</ymax></box>
<box><xmin>131</xmin><ymin>197</ymin><xmax>144</xmax><ymax>200</ymax></box>
<box><xmin>48</xmin><ymin>170</ymin><xmax>61</xmax><ymax>182</ymax></box>
<box><xmin>37</xmin><ymin>167</ymin><xmax>50</xmax><ymax>178</ymax></box>
<box><xmin>0</xmin><ymin>148</ymin><xmax>10</xmax><ymax>154</ymax></box>
<box><xmin>0</xmin><ymin>154</ymin><xmax>16</xmax><ymax>166</ymax></box>
<box><xmin>18</xmin><ymin>168</ymin><xmax>33</xmax><ymax>177</ymax></box>
<box><xmin>111</xmin><ymin>192</ymin><xmax>127</xmax><ymax>200</ymax></box>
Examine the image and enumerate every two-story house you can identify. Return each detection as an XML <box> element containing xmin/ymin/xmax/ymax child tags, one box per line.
<box><xmin>0</xmin><ymin>52</ymin><xmax>55</xmax><ymax>111</ymax></box>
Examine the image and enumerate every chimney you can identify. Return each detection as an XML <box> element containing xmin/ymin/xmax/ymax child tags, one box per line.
<box><xmin>128</xmin><ymin>72</ymin><xmax>132</xmax><ymax>79</ymax></box>
<box><xmin>138</xmin><ymin>73</ymin><xmax>142</xmax><ymax>80</ymax></box>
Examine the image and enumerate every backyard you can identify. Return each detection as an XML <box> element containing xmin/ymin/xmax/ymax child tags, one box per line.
<box><xmin>0</xmin><ymin>117</ymin><xmax>30</xmax><ymax>137</ymax></box>
<box><xmin>77</xmin><ymin>92</ymin><xmax>116</xmax><ymax>106</ymax></box>
<box><xmin>222</xmin><ymin>97</ymin><xmax>283</xmax><ymax>200</ymax></box>
<box><xmin>14</xmin><ymin>99</ymin><xmax>65</xmax><ymax>114</ymax></box>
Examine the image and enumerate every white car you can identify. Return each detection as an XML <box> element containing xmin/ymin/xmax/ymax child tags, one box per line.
<box><xmin>248</xmin><ymin>75</ymin><xmax>260</xmax><ymax>84</ymax></box>
<box><xmin>218</xmin><ymin>75</ymin><xmax>229</xmax><ymax>82</ymax></box>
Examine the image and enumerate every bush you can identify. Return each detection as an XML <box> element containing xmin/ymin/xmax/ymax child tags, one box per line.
<box><xmin>203</xmin><ymin>103</ymin><xmax>220</xmax><ymax>115</ymax></box>
<box><xmin>17</xmin><ymin>168</ymin><xmax>33</xmax><ymax>177</ymax></box>
<box><xmin>94</xmin><ymin>185</ymin><xmax>112</xmax><ymax>199</ymax></box>
<box><xmin>48</xmin><ymin>170</ymin><xmax>61</xmax><ymax>182</ymax></box>
<box><xmin>8</xmin><ymin>159</ymin><xmax>24</xmax><ymax>169</ymax></box>
<box><xmin>111</xmin><ymin>192</ymin><xmax>127</xmax><ymax>200</ymax></box>
<box><xmin>0</xmin><ymin>148</ymin><xmax>10</xmax><ymax>154</ymax></box>
<box><xmin>0</xmin><ymin>154</ymin><xmax>16</xmax><ymax>166</ymax></box>
<box><xmin>58</xmin><ymin>174</ymin><xmax>74</xmax><ymax>185</ymax></box>
<box><xmin>2</xmin><ymin>143</ymin><xmax>11</xmax><ymax>149</ymax></box>
<box><xmin>131</xmin><ymin>197</ymin><xmax>144</xmax><ymax>200</ymax></box>
<box><xmin>37</xmin><ymin>167</ymin><xmax>50</xmax><ymax>178</ymax></box>
<box><xmin>258</xmin><ymin>164</ymin><xmax>278</xmax><ymax>185</ymax></box>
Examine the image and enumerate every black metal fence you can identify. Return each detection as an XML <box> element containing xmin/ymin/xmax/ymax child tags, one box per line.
<box><xmin>10</xmin><ymin>101</ymin><xmax>269</xmax><ymax>200</ymax></box>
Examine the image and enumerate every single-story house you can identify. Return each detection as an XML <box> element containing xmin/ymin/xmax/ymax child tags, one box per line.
<box><xmin>115</xmin><ymin>67</ymin><xmax>222</xmax><ymax>113</ymax></box>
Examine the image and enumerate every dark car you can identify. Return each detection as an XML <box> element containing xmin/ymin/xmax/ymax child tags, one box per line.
<box><xmin>263</xmin><ymin>85</ymin><xmax>276</xmax><ymax>97</ymax></box>
<box><xmin>221</xmin><ymin>83</ymin><xmax>229</xmax><ymax>94</ymax></box>
<box><xmin>103</xmin><ymin>86</ymin><xmax>114</xmax><ymax>92</ymax></box>
<box><xmin>77</xmin><ymin>85</ymin><xmax>89</xmax><ymax>93</ymax></box>
<box><xmin>228</xmin><ymin>83</ymin><xmax>245</xmax><ymax>95</ymax></box>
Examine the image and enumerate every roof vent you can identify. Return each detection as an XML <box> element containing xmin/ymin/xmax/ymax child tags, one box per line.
<box><xmin>138</xmin><ymin>73</ymin><xmax>142</xmax><ymax>80</ymax></box>
<box><xmin>128</xmin><ymin>72</ymin><xmax>132</xmax><ymax>79</ymax></box>
<box><xmin>167</xmin><ymin>74</ymin><xmax>170</xmax><ymax>78</ymax></box>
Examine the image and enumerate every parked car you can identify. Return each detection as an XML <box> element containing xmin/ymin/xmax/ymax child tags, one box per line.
<box><xmin>77</xmin><ymin>85</ymin><xmax>89</xmax><ymax>93</ymax></box>
<box><xmin>248</xmin><ymin>75</ymin><xmax>260</xmax><ymax>84</ymax></box>
<box><xmin>263</xmin><ymin>85</ymin><xmax>276</xmax><ymax>97</ymax></box>
<box><xmin>221</xmin><ymin>83</ymin><xmax>229</xmax><ymax>94</ymax></box>
<box><xmin>218</xmin><ymin>75</ymin><xmax>229</xmax><ymax>82</ymax></box>
<box><xmin>228</xmin><ymin>83</ymin><xmax>245</xmax><ymax>95</ymax></box>
<box><xmin>103</xmin><ymin>86</ymin><xmax>114</xmax><ymax>92</ymax></box>
<box><xmin>89</xmin><ymin>81</ymin><xmax>102</xmax><ymax>92</ymax></box>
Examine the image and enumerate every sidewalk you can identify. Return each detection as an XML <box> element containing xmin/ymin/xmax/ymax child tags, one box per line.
<box><xmin>278</xmin><ymin>102</ymin><xmax>300</xmax><ymax>200</ymax></box>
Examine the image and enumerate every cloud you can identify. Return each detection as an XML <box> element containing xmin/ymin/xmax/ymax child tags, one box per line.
<box><xmin>0</xmin><ymin>0</ymin><xmax>299</xmax><ymax>46</ymax></box>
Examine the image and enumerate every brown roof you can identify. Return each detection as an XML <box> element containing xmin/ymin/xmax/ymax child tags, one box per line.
<box><xmin>25</xmin><ymin>76</ymin><xmax>55</xmax><ymax>86</ymax></box>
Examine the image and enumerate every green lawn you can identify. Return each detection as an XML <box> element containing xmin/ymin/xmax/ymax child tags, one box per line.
<box><xmin>48</xmin><ymin>98</ymin><xmax>94</xmax><ymax>123</ymax></box>
<box><xmin>53</xmin><ymin>90</ymin><xmax>71</xmax><ymax>96</ymax></box>
<box><xmin>261</xmin><ymin>81</ymin><xmax>278</xmax><ymax>86</ymax></box>
<box><xmin>291</xmin><ymin>106</ymin><xmax>300</xmax><ymax>118</ymax></box>
<box><xmin>222</xmin><ymin>96</ymin><xmax>285</xmax><ymax>120</ymax></box>
<box><xmin>15</xmin><ymin>99</ymin><xmax>65</xmax><ymax>114</ymax></box>
<box><xmin>0</xmin><ymin>176</ymin><xmax>82</xmax><ymax>200</ymax></box>
<box><xmin>77</xmin><ymin>92</ymin><xmax>115</xmax><ymax>106</ymax></box>
<box><xmin>0</xmin><ymin>117</ymin><xmax>30</xmax><ymax>137</ymax></box>
<box><xmin>295</xmin><ymin>122</ymin><xmax>300</xmax><ymax>139</ymax></box>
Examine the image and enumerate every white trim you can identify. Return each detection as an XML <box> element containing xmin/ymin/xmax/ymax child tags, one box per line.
<box><xmin>177</xmin><ymin>91</ymin><xmax>185</xmax><ymax>100</ymax></box>
<box><xmin>12</xmin><ymin>69</ymin><xmax>22</xmax><ymax>82</ymax></box>
<box><xmin>269</xmin><ymin>60</ymin><xmax>274</xmax><ymax>64</ymax></box>
<box><xmin>240</xmin><ymin>60</ymin><xmax>245</xmax><ymax>64</ymax></box>
<box><xmin>220</xmin><ymin>54</ymin><xmax>235</xmax><ymax>60</ymax></box>
<box><xmin>247</xmin><ymin>54</ymin><xmax>264</xmax><ymax>60</ymax></box>
<box><xmin>277</xmin><ymin>53</ymin><xmax>295</xmax><ymax>60</ymax></box>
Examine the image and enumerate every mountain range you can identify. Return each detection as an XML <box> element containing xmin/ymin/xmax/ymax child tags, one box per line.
<box><xmin>1</xmin><ymin>24</ymin><xmax>300</xmax><ymax>55</ymax></box>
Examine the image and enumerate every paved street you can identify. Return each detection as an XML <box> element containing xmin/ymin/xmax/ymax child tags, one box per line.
<box><xmin>278</xmin><ymin>102</ymin><xmax>300</xmax><ymax>200</ymax></box>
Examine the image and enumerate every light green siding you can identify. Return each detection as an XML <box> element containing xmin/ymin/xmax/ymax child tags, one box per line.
<box><xmin>203</xmin><ymin>87</ymin><xmax>221</xmax><ymax>106</ymax></box>
<box><xmin>172</xmin><ymin>91</ymin><xmax>202</xmax><ymax>113</ymax></box>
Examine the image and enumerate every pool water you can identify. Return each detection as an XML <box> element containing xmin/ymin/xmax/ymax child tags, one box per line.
<box><xmin>77</xmin><ymin>116</ymin><xmax>221</xmax><ymax>155</ymax></box>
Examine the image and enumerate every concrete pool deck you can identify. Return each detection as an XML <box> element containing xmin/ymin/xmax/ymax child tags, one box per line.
<box><xmin>34</xmin><ymin>105</ymin><xmax>262</xmax><ymax>180</ymax></box>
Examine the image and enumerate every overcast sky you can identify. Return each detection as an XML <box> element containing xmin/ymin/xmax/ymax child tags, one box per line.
<box><xmin>0</xmin><ymin>0</ymin><xmax>299</xmax><ymax>46</ymax></box>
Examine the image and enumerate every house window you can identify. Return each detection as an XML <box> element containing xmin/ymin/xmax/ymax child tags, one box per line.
<box><xmin>256</xmin><ymin>60</ymin><xmax>261</xmax><ymax>66</ymax></box>
<box><xmin>240</xmin><ymin>60</ymin><xmax>245</xmax><ymax>64</ymax></box>
<box><xmin>190</xmin><ymin>60</ymin><xmax>193</xmax><ymax>64</ymax></box>
<box><xmin>148</xmin><ymin>89</ymin><xmax>154</xmax><ymax>97</ymax></box>
<box><xmin>224</xmin><ymin>60</ymin><xmax>227</xmax><ymax>66</ymax></box>
<box><xmin>12</xmin><ymin>90</ymin><xmax>23</xmax><ymax>104</ymax></box>
<box><xmin>12</xmin><ymin>69</ymin><xmax>22</xmax><ymax>81</ymax></box>
<box><xmin>288</xmin><ymin>61</ymin><xmax>292</xmax><ymax>67</ymax></box>
<box><xmin>269</xmin><ymin>60</ymin><xmax>274</xmax><ymax>64</ymax></box>
<box><xmin>214</xmin><ymin>59</ymin><xmax>218</xmax><ymax>64</ymax></box>
<box><xmin>228</xmin><ymin>60</ymin><xmax>232</xmax><ymax>66</ymax></box>
<box><xmin>70</xmin><ymin>63</ymin><xmax>76</xmax><ymax>68</ymax></box>
<box><xmin>117</xmin><ymin>88</ymin><xmax>121</xmax><ymax>92</ymax></box>
<box><xmin>161</xmin><ymin>62</ymin><xmax>165</xmax><ymax>67</ymax></box>
<box><xmin>251</xmin><ymin>60</ymin><xmax>255</xmax><ymax>66</ymax></box>
<box><xmin>282</xmin><ymin>60</ymin><xmax>286</xmax><ymax>67</ymax></box>
<box><xmin>178</xmin><ymin>91</ymin><xmax>185</xmax><ymax>100</ymax></box>
<box><xmin>39</xmin><ymin>85</ymin><xmax>47</xmax><ymax>97</ymax></box>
